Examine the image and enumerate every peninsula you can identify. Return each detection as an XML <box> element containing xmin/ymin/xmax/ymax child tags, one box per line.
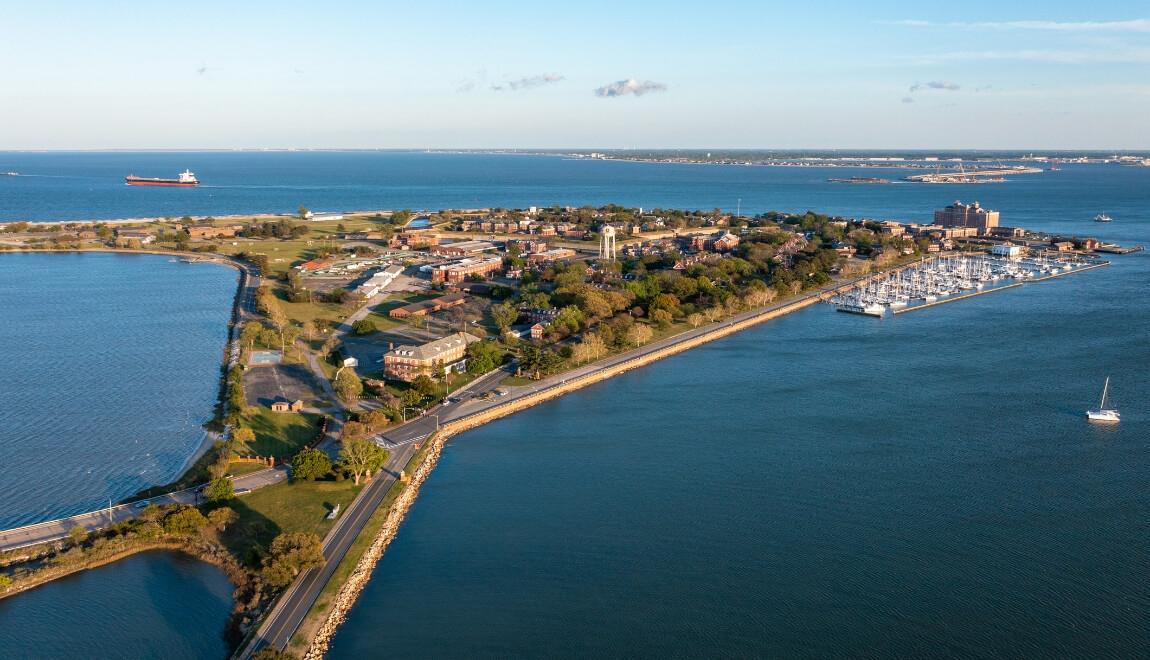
<box><xmin>0</xmin><ymin>203</ymin><xmax>1123</xmax><ymax>658</ymax></box>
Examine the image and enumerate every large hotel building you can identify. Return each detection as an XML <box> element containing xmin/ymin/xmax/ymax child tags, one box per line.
<box><xmin>934</xmin><ymin>200</ymin><xmax>999</xmax><ymax>234</ymax></box>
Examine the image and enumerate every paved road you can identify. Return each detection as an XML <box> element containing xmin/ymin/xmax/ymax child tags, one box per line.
<box><xmin>0</xmin><ymin>466</ymin><xmax>288</xmax><ymax>553</ymax></box>
<box><xmin>238</xmin><ymin>366</ymin><xmax>511</xmax><ymax>658</ymax></box>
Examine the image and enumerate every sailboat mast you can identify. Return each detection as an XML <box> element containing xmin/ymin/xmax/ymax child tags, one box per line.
<box><xmin>1100</xmin><ymin>376</ymin><xmax>1110</xmax><ymax>409</ymax></box>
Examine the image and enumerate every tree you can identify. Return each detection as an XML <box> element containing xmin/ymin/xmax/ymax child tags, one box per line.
<box><xmin>0</xmin><ymin>573</ymin><xmax>12</xmax><ymax>592</ymax></box>
<box><xmin>291</xmin><ymin>448</ymin><xmax>332</xmax><ymax>481</ymax></box>
<box><xmin>301</xmin><ymin>320</ymin><xmax>316</xmax><ymax>341</ymax></box>
<box><xmin>208</xmin><ymin>507</ymin><xmax>239</xmax><ymax>531</ymax></box>
<box><xmin>626</xmin><ymin>324</ymin><xmax>654</xmax><ymax>347</ymax></box>
<box><xmin>409</xmin><ymin>375</ymin><xmax>436</xmax><ymax>399</ymax></box>
<box><xmin>466</xmin><ymin>341</ymin><xmax>503</xmax><ymax>375</ymax></box>
<box><xmin>400</xmin><ymin>389</ymin><xmax>422</xmax><ymax>408</ymax></box>
<box><xmin>687</xmin><ymin>312</ymin><xmax>705</xmax><ymax>328</ymax></box>
<box><xmin>298</xmin><ymin>206</ymin><xmax>310</xmax><ymax>221</ymax></box>
<box><xmin>651</xmin><ymin>308</ymin><xmax>674</xmax><ymax>329</ymax></box>
<box><xmin>233</xmin><ymin>426</ymin><xmax>256</xmax><ymax>446</ymax></box>
<box><xmin>262</xmin><ymin>532</ymin><xmax>325</xmax><ymax>587</ymax></box>
<box><xmin>350</xmin><ymin>319</ymin><xmax>376</xmax><ymax>336</ymax></box>
<box><xmin>163</xmin><ymin>507</ymin><xmax>209</xmax><ymax>535</ymax></box>
<box><xmin>571</xmin><ymin>333</ymin><xmax>607</xmax><ymax>364</ymax></box>
<box><xmin>205</xmin><ymin>477</ymin><xmax>235</xmax><ymax>502</ymax></box>
<box><xmin>68</xmin><ymin>525</ymin><xmax>88</xmax><ymax>546</ymax></box>
<box><xmin>489</xmin><ymin>302</ymin><xmax>519</xmax><ymax>332</ymax></box>
<box><xmin>339</xmin><ymin>437</ymin><xmax>390</xmax><ymax>485</ymax></box>
<box><xmin>334</xmin><ymin>368</ymin><xmax>364</xmax><ymax>403</ymax></box>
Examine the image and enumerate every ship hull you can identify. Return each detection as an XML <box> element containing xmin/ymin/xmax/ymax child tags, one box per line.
<box><xmin>125</xmin><ymin>178</ymin><xmax>198</xmax><ymax>187</ymax></box>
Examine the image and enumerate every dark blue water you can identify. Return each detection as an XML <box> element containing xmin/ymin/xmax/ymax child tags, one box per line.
<box><xmin>1</xmin><ymin>152</ymin><xmax>1147</xmax><ymax>236</ymax></box>
<box><xmin>0</xmin><ymin>154</ymin><xmax>1147</xmax><ymax>656</ymax></box>
<box><xmin>0</xmin><ymin>551</ymin><xmax>233</xmax><ymax>659</ymax></box>
<box><xmin>327</xmin><ymin>253</ymin><xmax>1150</xmax><ymax>658</ymax></box>
<box><xmin>0</xmin><ymin>253</ymin><xmax>236</xmax><ymax>528</ymax></box>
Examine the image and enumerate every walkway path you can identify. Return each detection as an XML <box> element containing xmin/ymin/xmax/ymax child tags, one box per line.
<box><xmin>0</xmin><ymin>467</ymin><xmax>288</xmax><ymax>553</ymax></box>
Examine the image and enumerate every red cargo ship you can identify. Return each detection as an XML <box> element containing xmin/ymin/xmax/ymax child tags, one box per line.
<box><xmin>125</xmin><ymin>169</ymin><xmax>199</xmax><ymax>187</ymax></box>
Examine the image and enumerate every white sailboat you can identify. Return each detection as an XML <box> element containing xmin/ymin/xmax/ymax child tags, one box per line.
<box><xmin>1086</xmin><ymin>376</ymin><xmax>1120</xmax><ymax>423</ymax></box>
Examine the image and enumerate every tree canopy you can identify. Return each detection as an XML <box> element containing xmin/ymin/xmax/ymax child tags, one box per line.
<box><xmin>262</xmin><ymin>532</ymin><xmax>325</xmax><ymax>587</ymax></box>
<box><xmin>338</xmin><ymin>437</ymin><xmax>389</xmax><ymax>485</ymax></box>
<box><xmin>291</xmin><ymin>448</ymin><xmax>332</xmax><ymax>481</ymax></box>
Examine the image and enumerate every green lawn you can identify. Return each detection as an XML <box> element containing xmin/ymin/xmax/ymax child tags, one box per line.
<box><xmin>222</xmin><ymin>478</ymin><xmax>363</xmax><ymax>567</ymax></box>
<box><xmin>238</xmin><ymin>409</ymin><xmax>321</xmax><ymax>459</ymax></box>
<box><xmin>227</xmin><ymin>461</ymin><xmax>270</xmax><ymax>476</ymax></box>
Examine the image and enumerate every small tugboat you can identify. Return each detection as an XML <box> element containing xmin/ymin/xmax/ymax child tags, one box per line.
<box><xmin>125</xmin><ymin>169</ymin><xmax>199</xmax><ymax>187</ymax></box>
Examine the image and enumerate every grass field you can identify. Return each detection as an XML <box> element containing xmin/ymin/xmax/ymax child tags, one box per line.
<box><xmin>227</xmin><ymin>461</ymin><xmax>270</xmax><ymax>476</ymax></box>
<box><xmin>222</xmin><ymin>478</ymin><xmax>364</xmax><ymax>567</ymax></box>
<box><xmin>239</xmin><ymin>409</ymin><xmax>321</xmax><ymax>459</ymax></box>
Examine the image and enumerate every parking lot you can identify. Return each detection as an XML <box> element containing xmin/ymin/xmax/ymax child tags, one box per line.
<box><xmin>244</xmin><ymin>362</ymin><xmax>327</xmax><ymax>408</ymax></box>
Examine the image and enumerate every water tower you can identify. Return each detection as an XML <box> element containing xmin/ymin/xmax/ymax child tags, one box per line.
<box><xmin>599</xmin><ymin>225</ymin><xmax>617</xmax><ymax>262</ymax></box>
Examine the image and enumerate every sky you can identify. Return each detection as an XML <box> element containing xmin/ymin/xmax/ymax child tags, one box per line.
<box><xmin>1</xmin><ymin>0</ymin><xmax>1148</xmax><ymax>150</ymax></box>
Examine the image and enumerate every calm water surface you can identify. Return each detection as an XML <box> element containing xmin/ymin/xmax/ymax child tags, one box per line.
<box><xmin>329</xmin><ymin>251</ymin><xmax>1149</xmax><ymax>658</ymax></box>
<box><xmin>0</xmin><ymin>154</ymin><xmax>1146</xmax><ymax>657</ymax></box>
<box><xmin>0</xmin><ymin>551</ymin><xmax>233</xmax><ymax>659</ymax></box>
<box><xmin>0</xmin><ymin>253</ymin><xmax>235</xmax><ymax>528</ymax></box>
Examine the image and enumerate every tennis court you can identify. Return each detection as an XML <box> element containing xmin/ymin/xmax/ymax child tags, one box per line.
<box><xmin>249</xmin><ymin>350</ymin><xmax>283</xmax><ymax>366</ymax></box>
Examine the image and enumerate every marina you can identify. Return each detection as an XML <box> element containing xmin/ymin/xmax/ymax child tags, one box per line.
<box><xmin>831</xmin><ymin>253</ymin><xmax>1109</xmax><ymax>317</ymax></box>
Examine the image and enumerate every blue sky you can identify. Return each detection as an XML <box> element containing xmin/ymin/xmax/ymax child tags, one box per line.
<box><xmin>1</xmin><ymin>1</ymin><xmax>1147</xmax><ymax>149</ymax></box>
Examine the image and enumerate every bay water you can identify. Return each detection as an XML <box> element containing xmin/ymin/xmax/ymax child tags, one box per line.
<box><xmin>0</xmin><ymin>153</ymin><xmax>1146</xmax><ymax>656</ymax></box>
<box><xmin>0</xmin><ymin>253</ymin><xmax>236</xmax><ymax>528</ymax></box>
<box><xmin>0</xmin><ymin>551</ymin><xmax>233</xmax><ymax>658</ymax></box>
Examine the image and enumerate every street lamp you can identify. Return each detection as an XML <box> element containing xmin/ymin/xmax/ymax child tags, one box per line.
<box><xmin>402</xmin><ymin>406</ymin><xmax>421</xmax><ymax>422</ymax></box>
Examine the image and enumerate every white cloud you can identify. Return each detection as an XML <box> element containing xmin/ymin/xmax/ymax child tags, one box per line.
<box><xmin>886</xmin><ymin>18</ymin><xmax>1150</xmax><ymax>32</ymax></box>
<box><xmin>593</xmin><ymin>79</ymin><xmax>667</xmax><ymax>98</ymax></box>
<box><xmin>909</xmin><ymin>80</ymin><xmax>961</xmax><ymax>92</ymax></box>
<box><xmin>491</xmin><ymin>73</ymin><xmax>564</xmax><ymax>92</ymax></box>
